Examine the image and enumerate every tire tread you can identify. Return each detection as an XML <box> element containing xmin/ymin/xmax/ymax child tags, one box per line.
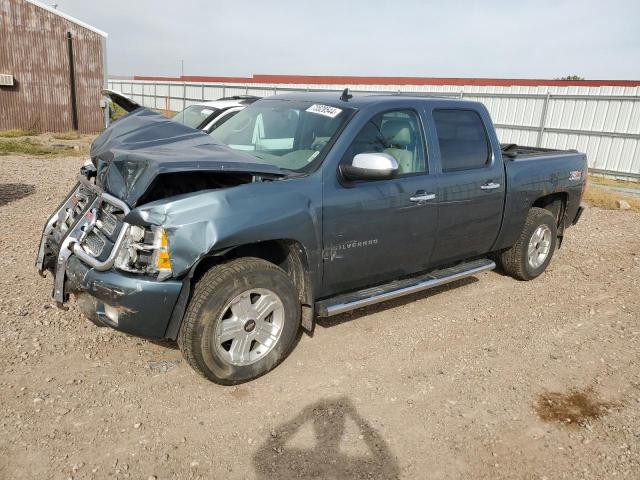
<box><xmin>499</xmin><ymin>207</ymin><xmax>556</xmax><ymax>281</ymax></box>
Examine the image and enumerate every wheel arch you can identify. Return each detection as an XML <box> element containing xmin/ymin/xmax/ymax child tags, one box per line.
<box><xmin>165</xmin><ymin>239</ymin><xmax>315</xmax><ymax>340</ymax></box>
<box><xmin>531</xmin><ymin>192</ymin><xmax>568</xmax><ymax>244</ymax></box>
<box><xmin>532</xmin><ymin>192</ymin><xmax>567</xmax><ymax>225</ymax></box>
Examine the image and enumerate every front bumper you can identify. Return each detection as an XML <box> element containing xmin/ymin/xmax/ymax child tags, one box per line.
<box><xmin>36</xmin><ymin>177</ymin><xmax>183</xmax><ymax>339</ymax></box>
<box><xmin>67</xmin><ymin>257</ymin><xmax>183</xmax><ymax>338</ymax></box>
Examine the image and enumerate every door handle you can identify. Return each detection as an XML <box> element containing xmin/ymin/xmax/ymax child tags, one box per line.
<box><xmin>480</xmin><ymin>182</ymin><xmax>501</xmax><ymax>190</ymax></box>
<box><xmin>409</xmin><ymin>192</ymin><xmax>436</xmax><ymax>202</ymax></box>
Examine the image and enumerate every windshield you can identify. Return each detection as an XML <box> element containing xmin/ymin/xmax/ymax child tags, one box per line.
<box><xmin>172</xmin><ymin>105</ymin><xmax>219</xmax><ymax>129</ymax></box>
<box><xmin>210</xmin><ymin>99</ymin><xmax>353</xmax><ymax>172</ymax></box>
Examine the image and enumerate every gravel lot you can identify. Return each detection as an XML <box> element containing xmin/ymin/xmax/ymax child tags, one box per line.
<box><xmin>1</xmin><ymin>144</ymin><xmax>639</xmax><ymax>479</ymax></box>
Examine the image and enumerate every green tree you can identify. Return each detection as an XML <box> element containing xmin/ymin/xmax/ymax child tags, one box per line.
<box><xmin>557</xmin><ymin>75</ymin><xmax>585</xmax><ymax>80</ymax></box>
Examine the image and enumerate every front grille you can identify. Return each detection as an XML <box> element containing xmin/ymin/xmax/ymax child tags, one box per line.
<box><xmin>83</xmin><ymin>229</ymin><xmax>107</xmax><ymax>257</ymax></box>
<box><xmin>97</xmin><ymin>207</ymin><xmax>118</xmax><ymax>236</ymax></box>
<box><xmin>78</xmin><ymin>201</ymin><xmax>124</xmax><ymax>260</ymax></box>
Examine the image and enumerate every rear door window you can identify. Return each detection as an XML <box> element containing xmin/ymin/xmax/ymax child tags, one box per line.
<box><xmin>432</xmin><ymin>110</ymin><xmax>490</xmax><ymax>172</ymax></box>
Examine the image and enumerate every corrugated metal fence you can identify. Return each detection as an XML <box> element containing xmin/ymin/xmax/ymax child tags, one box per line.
<box><xmin>108</xmin><ymin>79</ymin><xmax>640</xmax><ymax>180</ymax></box>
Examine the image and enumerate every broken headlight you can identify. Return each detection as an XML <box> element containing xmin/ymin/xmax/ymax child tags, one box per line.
<box><xmin>80</xmin><ymin>158</ymin><xmax>97</xmax><ymax>179</ymax></box>
<box><xmin>114</xmin><ymin>225</ymin><xmax>172</xmax><ymax>280</ymax></box>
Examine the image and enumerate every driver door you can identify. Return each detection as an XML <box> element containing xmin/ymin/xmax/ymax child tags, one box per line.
<box><xmin>321</xmin><ymin>109</ymin><xmax>439</xmax><ymax>296</ymax></box>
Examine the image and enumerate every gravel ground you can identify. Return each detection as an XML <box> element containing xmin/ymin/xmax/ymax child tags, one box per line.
<box><xmin>1</xmin><ymin>145</ymin><xmax>639</xmax><ymax>480</ymax></box>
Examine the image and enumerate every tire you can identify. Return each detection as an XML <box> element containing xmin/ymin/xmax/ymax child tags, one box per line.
<box><xmin>498</xmin><ymin>207</ymin><xmax>558</xmax><ymax>281</ymax></box>
<box><xmin>178</xmin><ymin>257</ymin><xmax>301</xmax><ymax>385</ymax></box>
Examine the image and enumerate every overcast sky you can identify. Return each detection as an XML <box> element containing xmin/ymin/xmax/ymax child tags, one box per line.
<box><xmin>56</xmin><ymin>0</ymin><xmax>640</xmax><ymax>79</ymax></box>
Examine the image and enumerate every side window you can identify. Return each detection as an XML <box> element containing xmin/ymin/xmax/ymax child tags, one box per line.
<box><xmin>343</xmin><ymin>110</ymin><xmax>427</xmax><ymax>175</ymax></box>
<box><xmin>433</xmin><ymin>109</ymin><xmax>490</xmax><ymax>172</ymax></box>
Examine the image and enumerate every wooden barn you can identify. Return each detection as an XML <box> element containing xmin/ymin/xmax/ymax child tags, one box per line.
<box><xmin>0</xmin><ymin>0</ymin><xmax>107</xmax><ymax>133</ymax></box>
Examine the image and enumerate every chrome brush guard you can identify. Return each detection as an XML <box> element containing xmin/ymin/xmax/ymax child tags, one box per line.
<box><xmin>36</xmin><ymin>176</ymin><xmax>131</xmax><ymax>304</ymax></box>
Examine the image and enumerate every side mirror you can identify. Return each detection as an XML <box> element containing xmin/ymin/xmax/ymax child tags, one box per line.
<box><xmin>339</xmin><ymin>152</ymin><xmax>398</xmax><ymax>181</ymax></box>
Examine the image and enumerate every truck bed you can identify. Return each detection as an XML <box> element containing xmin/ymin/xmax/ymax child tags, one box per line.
<box><xmin>495</xmin><ymin>143</ymin><xmax>587</xmax><ymax>253</ymax></box>
<box><xmin>501</xmin><ymin>143</ymin><xmax>577</xmax><ymax>160</ymax></box>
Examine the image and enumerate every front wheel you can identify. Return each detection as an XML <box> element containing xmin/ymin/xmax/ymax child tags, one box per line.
<box><xmin>178</xmin><ymin>257</ymin><xmax>301</xmax><ymax>385</ymax></box>
<box><xmin>498</xmin><ymin>207</ymin><xmax>558</xmax><ymax>281</ymax></box>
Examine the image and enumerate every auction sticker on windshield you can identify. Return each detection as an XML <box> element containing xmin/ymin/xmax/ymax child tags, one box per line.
<box><xmin>306</xmin><ymin>104</ymin><xmax>343</xmax><ymax>118</ymax></box>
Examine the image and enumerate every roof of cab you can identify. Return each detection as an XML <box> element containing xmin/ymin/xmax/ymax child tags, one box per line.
<box><xmin>266</xmin><ymin>90</ymin><xmax>471</xmax><ymax>108</ymax></box>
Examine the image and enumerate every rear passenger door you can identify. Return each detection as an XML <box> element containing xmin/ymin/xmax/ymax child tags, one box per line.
<box><xmin>428</xmin><ymin>108</ymin><xmax>505</xmax><ymax>265</ymax></box>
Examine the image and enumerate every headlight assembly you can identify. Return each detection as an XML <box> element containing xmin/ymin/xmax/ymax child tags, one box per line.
<box><xmin>114</xmin><ymin>225</ymin><xmax>172</xmax><ymax>280</ymax></box>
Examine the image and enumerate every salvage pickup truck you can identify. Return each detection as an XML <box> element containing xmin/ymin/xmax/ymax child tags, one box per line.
<box><xmin>37</xmin><ymin>91</ymin><xmax>587</xmax><ymax>384</ymax></box>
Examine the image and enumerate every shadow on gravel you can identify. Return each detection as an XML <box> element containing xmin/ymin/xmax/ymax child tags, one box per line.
<box><xmin>0</xmin><ymin>183</ymin><xmax>35</xmax><ymax>207</ymax></box>
<box><xmin>317</xmin><ymin>276</ymin><xmax>479</xmax><ymax>328</ymax></box>
<box><xmin>253</xmin><ymin>397</ymin><xmax>400</xmax><ymax>479</ymax></box>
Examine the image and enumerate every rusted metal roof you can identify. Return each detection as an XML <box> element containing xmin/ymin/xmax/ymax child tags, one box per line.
<box><xmin>25</xmin><ymin>0</ymin><xmax>107</xmax><ymax>37</ymax></box>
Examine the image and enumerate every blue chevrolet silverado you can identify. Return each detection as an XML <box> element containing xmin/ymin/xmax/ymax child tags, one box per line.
<box><xmin>37</xmin><ymin>91</ymin><xmax>587</xmax><ymax>384</ymax></box>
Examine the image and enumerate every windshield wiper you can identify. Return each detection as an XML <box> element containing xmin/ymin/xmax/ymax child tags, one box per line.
<box><xmin>277</xmin><ymin>167</ymin><xmax>297</xmax><ymax>174</ymax></box>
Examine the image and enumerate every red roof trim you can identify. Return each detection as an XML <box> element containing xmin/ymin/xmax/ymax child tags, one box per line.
<box><xmin>133</xmin><ymin>74</ymin><xmax>640</xmax><ymax>88</ymax></box>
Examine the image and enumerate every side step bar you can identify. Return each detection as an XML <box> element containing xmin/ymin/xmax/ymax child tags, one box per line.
<box><xmin>316</xmin><ymin>258</ymin><xmax>495</xmax><ymax>317</ymax></box>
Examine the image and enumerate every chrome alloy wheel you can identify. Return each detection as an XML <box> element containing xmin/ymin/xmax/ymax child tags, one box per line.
<box><xmin>214</xmin><ymin>288</ymin><xmax>285</xmax><ymax>366</ymax></box>
<box><xmin>527</xmin><ymin>224</ymin><xmax>552</xmax><ymax>269</ymax></box>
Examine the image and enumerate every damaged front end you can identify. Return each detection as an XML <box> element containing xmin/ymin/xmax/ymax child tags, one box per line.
<box><xmin>36</xmin><ymin>108</ymin><xmax>289</xmax><ymax>339</ymax></box>
<box><xmin>89</xmin><ymin>107</ymin><xmax>285</xmax><ymax>206</ymax></box>
<box><xmin>35</xmin><ymin>175</ymin><xmax>185</xmax><ymax>338</ymax></box>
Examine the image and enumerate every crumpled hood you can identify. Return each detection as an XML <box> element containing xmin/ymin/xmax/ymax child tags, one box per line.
<box><xmin>90</xmin><ymin>108</ymin><xmax>283</xmax><ymax>206</ymax></box>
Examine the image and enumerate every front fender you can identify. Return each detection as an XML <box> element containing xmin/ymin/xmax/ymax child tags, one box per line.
<box><xmin>125</xmin><ymin>178</ymin><xmax>322</xmax><ymax>277</ymax></box>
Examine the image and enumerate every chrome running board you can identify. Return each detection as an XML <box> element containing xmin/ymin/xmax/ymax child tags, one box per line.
<box><xmin>316</xmin><ymin>258</ymin><xmax>495</xmax><ymax>317</ymax></box>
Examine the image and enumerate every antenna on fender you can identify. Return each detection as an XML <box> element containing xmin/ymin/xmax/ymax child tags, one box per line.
<box><xmin>340</xmin><ymin>88</ymin><xmax>352</xmax><ymax>101</ymax></box>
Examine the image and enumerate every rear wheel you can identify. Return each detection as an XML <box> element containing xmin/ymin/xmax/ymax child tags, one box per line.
<box><xmin>499</xmin><ymin>207</ymin><xmax>558</xmax><ymax>281</ymax></box>
<box><xmin>178</xmin><ymin>257</ymin><xmax>300</xmax><ymax>384</ymax></box>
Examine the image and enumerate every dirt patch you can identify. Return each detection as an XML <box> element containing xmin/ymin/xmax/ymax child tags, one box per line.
<box><xmin>584</xmin><ymin>175</ymin><xmax>640</xmax><ymax>212</ymax></box>
<box><xmin>0</xmin><ymin>183</ymin><xmax>35</xmax><ymax>207</ymax></box>
<box><xmin>0</xmin><ymin>138</ymin><xmax>82</xmax><ymax>156</ymax></box>
<box><xmin>51</xmin><ymin>131</ymin><xmax>81</xmax><ymax>141</ymax></box>
<box><xmin>583</xmin><ymin>185</ymin><xmax>640</xmax><ymax>212</ymax></box>
<box><xmin>535</xmin><ymin>388</ymin><xmax>616</xmax><ymax>426</ymax></box>
<box><xmin>230</xmin><ymin>386</ymin><xmax>251</xmax><ymax>400</ymax></box>
<box><xmin>0</xmin><ymin>132</ymin><xmax>93</xmax><ymax>158</ymax></box>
